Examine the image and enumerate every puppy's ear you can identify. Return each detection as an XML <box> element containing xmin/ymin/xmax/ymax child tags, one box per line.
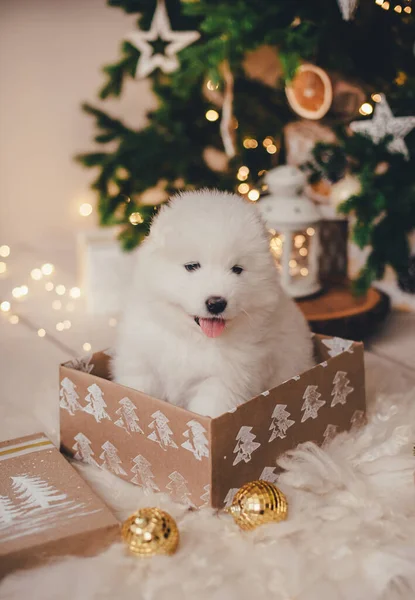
<box><xmin>147</xmin><ymin>205</ymin><xmax>173</xmax><ymax>249</ymax></box>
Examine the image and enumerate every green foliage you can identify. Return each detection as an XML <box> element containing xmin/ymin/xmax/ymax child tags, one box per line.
<box><xmin>305</xmin><ymin>131</ymin><xmax>415</xmax><ymax>294</ymax></box>
<box><xmin>78</xmin><ymin>0</ymin><xmax>415</xmax><ymax>279</ymax></box>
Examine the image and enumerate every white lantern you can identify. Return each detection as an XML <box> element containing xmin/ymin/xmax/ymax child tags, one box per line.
<box><xmin>258</xmin><ymin>165</ymin><xmax>322</xmax><ymax>299</ymax></box>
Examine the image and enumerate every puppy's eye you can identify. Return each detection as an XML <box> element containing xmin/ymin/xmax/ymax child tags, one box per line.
<box><xmin>184</xmin><ymin>262</ymin><xmax>201</xmax><ymax>272</ymax></box>
<box><xmin>231</xmin><ymin>265</ymin><xmax>244</xmax><ymax>275</ymax></box>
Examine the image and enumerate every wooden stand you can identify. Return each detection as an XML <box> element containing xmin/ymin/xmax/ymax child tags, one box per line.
<box><xmin>297</xmin><ymin>284</ymin><xmax>390</xmax><ymax>341</ymax></box>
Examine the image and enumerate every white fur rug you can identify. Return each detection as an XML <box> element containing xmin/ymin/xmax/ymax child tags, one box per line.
<box><xmin>1</xmin><ymin>360</ymin><xmax>415</xmax><ymax>600</ymax></box>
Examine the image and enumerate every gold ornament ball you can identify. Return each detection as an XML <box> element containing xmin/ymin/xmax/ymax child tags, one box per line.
<box><xmin>122</xmin><ymin>508</ymin><xmax>179</xmax><ymax>557</ymax></box>
<box><xmin>226</xmin><ymin>480</ymin><xmax>288</xmax><ymax>531</ymax></box>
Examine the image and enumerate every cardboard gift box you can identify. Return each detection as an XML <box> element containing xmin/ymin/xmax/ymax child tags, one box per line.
<box><xmin>0</xmin><ymin>433</ymin><xmax>120</xmax><ymax>579</ymax></box>
<box><xmin>60</xmin><ymin>335</ymin><xmax>366</xmax><ymax>510</ymax></box>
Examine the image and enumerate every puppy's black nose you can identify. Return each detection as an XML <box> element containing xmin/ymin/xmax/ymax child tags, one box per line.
<box><xmin>206</xmin><ymin>296</ymin><xmax>227</xmax><ymax>315</ymax></box>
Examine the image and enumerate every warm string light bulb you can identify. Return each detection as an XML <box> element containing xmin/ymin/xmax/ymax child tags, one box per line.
<box><xmin>266</xmin><ymin>144</ymin><xmax>277</xmax><ymax>154</ymax></box>
<box><xmin>238</xmin><ymin>183</ymin><xmax>250</xmax><ymax>194</ymax></box>
<box><xmin>12</xmin><ymin>286</ymin><xmax>28</xmax><ymax>299</ymax></box>
<box><xmin>31</xmin><ymin>268</ymin><xmax>42</xmax><ymax>280</ymax></box>
<box><xmin>1</xmin><ymin>301</ymin><xmax>11</xmax><ymax>312</ymax></box>
<box><xmin>243</xmin><ymin>138</ymin><xmax>258</xmax><ymax>149</ymax></box>
<box><xmin>83</xmin><ymin>342</ymin><xmax>92</xmax><ymax>352</ymax></box>
<box><xmin>382</xmin><ymin>1</ymin><xmax>390</xmax><ymax>9</ymax></box>
<box><xmin>205</xmin><ymin>109</ymin><xmax>219</xmax><ymax>122</ymax></box>
<box><xmin>206</xmin><ymin>80</ymin><xmax>219</xmax><ymax>91</ymax></box>
<box><xmin>69</xmin><ymin>287</ymin><xmax>81</xmax><ymax>299</ymax></box>
<box><xmin>41</xmin><ymin>263</ymin><xmax>54</xmax><ymax>275</ymax></box>
<box><xmin>0</xmin><ymin>262</ymin><xmax>6</xmax><ymax>274</ymax></box>
<box><xmin>372</xmin><ymin>93</ymin><xmax>382</xmax><ymax>103</ymax></box>
<box><xmin>129</xmin><ymin>212</ymin><xmax>144</xmax><ymax>225</ymax></box>
<box><xmin>359</xmin><ymin>103</ymin><xmax>373</xmax><ymax>116</ymax></box>
<box><xmin>37</xmin><ymin>328</ymin><xmax>46</xmax><ymax>338</ymax></box>
<box><xmin>55</xmin><ymin>285</ymin><xmax>66</xmax><ymax>296</ymax></box>
<box><xmin>56</xmin><ymin>322</ymin><xmax>65</xmax><ymax>332</ymax></box>
<box><xmin>45</xmin><ymin>282</ymin><xmax>54</xmax><ymax>292</ymax></box>
<box><xmin>9</xmin><ymin>315</ymin><xmax>19</xmax><ymax>324</ymax></box>
<box><xmin>0</xmin><ymin>245</ymin><xmax>10</xmax><ymax>258</ymax></box>
<box><xmin>247</xmin><ymin>189</ymin><xmax>260</xmax><ymax>202</ymax></box>
<box><xmin>79</xmin><ymin>203</ymin><xmax>93</xmax><ymax>217</ymax></box>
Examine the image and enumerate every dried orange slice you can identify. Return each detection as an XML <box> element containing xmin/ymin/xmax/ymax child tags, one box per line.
<box><xmin>286</xmin><ymin>64</ymin><xmax>333</xmax><ymax>120</ymax></box>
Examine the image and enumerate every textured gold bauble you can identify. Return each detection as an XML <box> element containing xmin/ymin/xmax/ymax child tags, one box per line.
<box><xmin>122</xmin><ymin>508</ymin><xmax>179</xmax><ymax>557</ymax></box>
<box><xmin>226</xmin><ymin>480</ymin><xmax>288</xmax><ymax>531</ymax></box>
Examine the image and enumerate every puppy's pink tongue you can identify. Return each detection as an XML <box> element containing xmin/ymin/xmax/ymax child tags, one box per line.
<box><xmin>199</xmin><ymin>318</ymin><xmax>226</xmax><ymax>338</ymax></box>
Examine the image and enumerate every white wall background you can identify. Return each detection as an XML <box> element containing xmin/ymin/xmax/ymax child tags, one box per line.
<box><xmin>0</xmin><ymin>0</ymin><xmax>155</xmax><ymax>257</ymax></box>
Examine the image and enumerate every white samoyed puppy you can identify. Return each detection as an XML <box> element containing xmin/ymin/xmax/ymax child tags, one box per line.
<box><xmin>112</xmin><ymin>190</ymin><xmax>314</xmax><ymax>418</ymax></box>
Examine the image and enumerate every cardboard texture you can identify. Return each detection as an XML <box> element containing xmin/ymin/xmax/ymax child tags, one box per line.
<box><xmin>60</xmin><ymin>336</ymin><xmax>366</xmax><ymax>510</ymax></box>
<box><xmin>0</xmin><ymin>433</ymin><xmax>120</xmax><ymax>579</ymax></box>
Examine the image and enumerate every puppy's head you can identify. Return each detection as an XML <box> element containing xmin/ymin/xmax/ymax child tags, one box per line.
<box><xmin>141</xmin><ymin>190</ymin><xmax>280</xmax><ymax>337</ymax></box>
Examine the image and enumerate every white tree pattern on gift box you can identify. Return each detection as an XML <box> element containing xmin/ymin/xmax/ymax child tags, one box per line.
<box><xmin>11</xmin><ymin>476</ymin><xmax>67</xmax><ymax>510</ymax></box>
<box><xmin>322</xmin><ymin>337</ymin><xmax>354</xmax><ymax>358</ymax></box>
<box><xmin>60</xmin><ymin>377</ymin><xmax>83</xmax><ymax>415</ymax></box>
<box><xmin>147</xmin><ymin>410</ymin><xmax>178</xmax><ymax>451</ymax></box>
<box><xmin>232</xmin><ymin>426</ymin><xmax>261</xmax><ymax>466</ymax></box>
<box><xmin>200</xmin><ymin>484</ymin><xmax>211</xmax><ymax>507</ymax></box>
<box><xmin>323</xmin><ymin>424</ymin><xmax>338</xmax><ymax>446</ymax></box>
<box><xmin>331</xmin><ymin>371</ymin><xmax>354</xmax><ymax>407</ymax></box>
<box><xmin>181</xmin><ymin>420</ymin><xmax>209</xmax><ymax>461</ymax></box>
<box><xmin>301</xmin><ymin>385</ymin><xmax>326</xmax><ymax>423</ymax></box>
<box><xmin>259</xmin><ymin>467</ymin><xmax>280</xmax><ymax>484</ymax></box>
<box><xmin>114</xmin><ymin>397</ymin><xmax>144</xmax><ymax>435</ymax></box>
<box><xmin>130</xmin><ymin>455</ymin><xmax>159</xmax><ymax>493</ymax></box>
<box><xmin>0</xmin><ymin>495</ymin><xmax>22</xmax><ymax>526</ymax></box>
<box><xmin>166</xmin><ymin>471</ymin><xmax>195</xmax><ymax>507</ymax></box>
<box><xmin>72</xmin><ymin>433</ymin><xmax>99</xmax><ymax>467</ymax></box>
<box><xmin>65</xmin><ymin>354</ymin><xmax>94</xmax><ymax>374</ymax></box>
<box><xmin>100</xmin><ymin>441</ymin><xmax>127</xmax><ymax>476</ymax></box>
<box><xmin>269</xmin><ymin>404</ymin><xmax>295</xmax><ymax>442</ymax></box>
<box><xmin>83</xmin><ymin>383</ymin><xmax>111</xmax><ymax>423</ymax></box>
<box><xmin>351</xmin><ymin>409</ymin><xmax>365</xmax><ymax>429</ymax></box>
<box><xmin>223</xmin><ymin>488</ymin><xmax>239</xmax><ymax>508</ymax></box>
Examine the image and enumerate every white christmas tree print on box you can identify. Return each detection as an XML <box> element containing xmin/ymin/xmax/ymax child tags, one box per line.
<box><xmin>301</xmin><ymin>385</ymin><xmax>326</xmax><ymax>423</ymax></box>
<box><xmin>259</xmin><ymin>466</ymin><xmax>279</xmax><ymax>484</ymax></box>
<box><xmin>181</xmin><ymin>420</ymin><xmax>209</xmax><ymax>461</ymax></box>
<box><xmin>65</xmin><ymin>354</ymin><xmax>94</xmax><ymax>374</ymax></box>
<box><xmin>100</xmin><ymin>441</ymin><xmax>127</xmax><ymax>476</ymax></box>
<box><xmin>331</xmin><ymin>371</ymin><xmax>354</xmax><ymax>407</ymax></box>
<box><xmin>11</xmin><ymin>476</ymin><xmax>67</xmax><ymax>510</ymax></box>
<box><xmin>322</xmin><ymin>337</ymin><xmax>354</xmax><ymax>358</ymax></box>
<box><xmin>233</xmin><ymin>426</ymin><xmax>261</xmax><ymax>466</ymax></box>
<box><xmin>147</xmin><ymin>410</ymin><xmax>178</xmax><ymax>451</ymax></box>
<box><xmin>130</xmin><ymin>455</ymin><xmax>160</xmax><ymax>493</ymax></box>
<box><xmin>60</xmin><ymin>377</ymin><xmax>83</xmax><ymax>415</ymax></box>
<box><xmin>166</xmin><ymin>471</ymin><xmax>196</xmax><ymax>508</ymax></box>
<box><xmin>269</xmin><ymin>404</ymin><xmax>295</xmax><ymax>442</ymax></box>
<box><xmin>114</xmin><ymin>397</ymin><xmax>144</xmax><ymax>435</ymax></box>
<box><xmin>200</xmin><ymin>484</ymin><xmax>211</xmax><ymax>507</ymax></box>
<box><xmin>0</xmin><ymin>495</ymin><xmax>21</xmax><ymax>526</ymax></box>
<box><xmin>223</xmin><ymin>488</ymin><xmax>239</xmax><ymax>508</ymax></box>
<box><xmin>323</xmin><ymin>424</ymin><xmax>338</xmax><ymax>446</ymax></box>
<box><xmin>72</xmin><ymin>433</ymin><xmax>99</xmax><ymax>467</ymax></box>
<box><xmin>83</xmin><ymin>383</ymin><xmax>111</xmax><ymax>423</ymax></box>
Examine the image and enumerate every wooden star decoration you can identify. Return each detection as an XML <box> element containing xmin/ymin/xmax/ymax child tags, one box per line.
<box><xmin>126</xmin><ymin>0</ymin><xmax>200</xmax><ymax>79</ymax></box>
<box><xmin>350</xmin><ymin>94</ymin><xmax>415</xmax><ymax>159</ymax></box>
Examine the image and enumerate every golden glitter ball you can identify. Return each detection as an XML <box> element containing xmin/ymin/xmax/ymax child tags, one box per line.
<box><xmin>226</xmin><ymin>480</ymin><xmax>288</xmax><ymax>531</ymax></box>
<box><xmin>122</xmin><ymin>508</ymin><xmax>179</xmax><ymax>557</ymax></box>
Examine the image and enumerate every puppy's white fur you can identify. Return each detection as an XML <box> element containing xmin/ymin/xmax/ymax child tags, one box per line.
<box><xmin>113</xmin><ymin>190</ymin><xmax>314</xmax><ymax>418</ymax></box>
